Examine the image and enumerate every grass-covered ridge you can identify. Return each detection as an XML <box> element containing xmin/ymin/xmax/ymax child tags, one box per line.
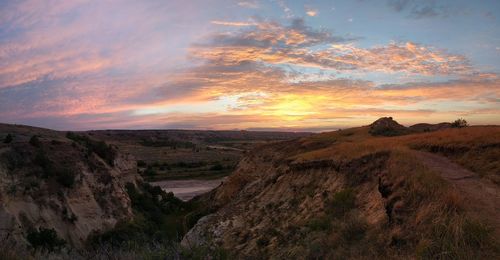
<box><xmin>195</xmin><ymin>123</ymin><xmax>500</xmax><ymax>259</ymax></box>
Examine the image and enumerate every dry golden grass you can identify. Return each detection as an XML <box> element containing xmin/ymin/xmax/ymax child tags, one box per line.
<box><xmin>287</xmin><ymin>126</ymin><xmax>500</xmax><ymax>258</ymax></box>
<box><xmin>293</xmin><ymin>126</ymin><xmax>500</xmax><ymax>184</ymax></box>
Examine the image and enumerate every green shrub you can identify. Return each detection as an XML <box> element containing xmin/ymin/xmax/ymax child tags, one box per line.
<box><xmin>339</xmin><ymin>217</ymin><xmax>367</xmax><ymax>244</ymax></box>
<box><xmin>210</xmin><ymin>163</ymin><xmax>224</xmax><ymax>171</ymax></box>
<box><xmin>56</xmin><ymin>168</ymin><xmax>76</xmax><ymax>188</ymax></box>
<box><xmin>4</xmin><ymin>148</ymin><xmax>24</xmax><ymax>170</ymax></box>
<box><xmin>29</xmin><ymin>135</ymin><xmax>41</xmax><ymax>147</ymax></box>
<box><xmin>89</xmin><ymin>182</ymin><xmax>214</xmax><ymax>251</ymax></box>
<box><xmin>451</xmin><ymin>118</ymin><xmax>468</xmax><ymax>128</ymax></box>
<box><xmin>90</xmin><ymin>182</ymin><xmax>187</xmax><ymax>246</ymax></box>
<box><xmin>3</xmin><ymin>134</ymin><xmax>13</xmax><ymax>143</ymax></box>
<box><xmin>33</xmin><ymin>149</ymin><xmax>53</xmax><ymax>178</ymax></box>
<box><xmin>137</xmin><ymin>160</ymin><xmax>147</xmax><ymax>167</ymax></box>
<box><xmin>144</xmin><ymin>166</ymin><xmax>156</xmax><ymax>176</ymax></box>
<box><xmin>66</xmin><ymin>132</ymin><xmax>116</xmax><ymax>166</ymax></box>
<box><xmin>307</xmin><ymin>217</ymin><xmax>331</xmax><ymax>231</ymax></box>
<box><xmin>26</xmin><ymin>228</ymin><xmax>66</xmax><ymax>252</ymax></box>
<box><xmin>327</xmin><ymin>189</ymin><xmax>356</xmax><ymax>218</ymax></box>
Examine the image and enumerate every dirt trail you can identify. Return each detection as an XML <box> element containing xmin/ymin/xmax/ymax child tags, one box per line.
<box><xmin>414</xmin><ymin>151</ymin><xmax>500</xmax><ymax>236</ymax></box>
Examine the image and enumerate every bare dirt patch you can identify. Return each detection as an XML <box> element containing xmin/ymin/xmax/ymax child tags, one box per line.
<box><xmin>414</xmin><ymin>151</ymin><xmax>500</xmax><ymax>237</ymax></box>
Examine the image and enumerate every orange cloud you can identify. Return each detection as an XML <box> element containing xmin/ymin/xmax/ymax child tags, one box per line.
<box><xmin>305</xmin><ymin>7</ymin><xmax>318</xmax><ymax>17</ymax></box>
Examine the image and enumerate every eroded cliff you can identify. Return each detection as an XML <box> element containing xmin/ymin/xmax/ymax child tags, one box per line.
<box><xmin>0</xmin><ymin>125</ymin><xmax>140</xmax><ymax>248</ymax></box>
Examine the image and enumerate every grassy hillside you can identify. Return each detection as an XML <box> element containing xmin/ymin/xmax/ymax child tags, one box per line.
<box><xmin>185</xmin><ymin>123</ymin><xmax>500</xmax><ymax>259</ymax></box>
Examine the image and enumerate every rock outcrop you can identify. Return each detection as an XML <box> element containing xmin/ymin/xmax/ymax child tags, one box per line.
<box><xmin>0</xmin><ymin>125</ymin><xmax>140</xmax><ymax>247</ymax></box>
<box><xmin>369</xmin><ymin>117</ymin><xmax>408</xmax><ymax>136</ymax></box>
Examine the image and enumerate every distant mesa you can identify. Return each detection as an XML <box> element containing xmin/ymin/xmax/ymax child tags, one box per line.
<box><xmin>408</xmin><ymin>122</ymin><xmax>452</xmax><ymax>132</ymax></box>
<box><xmin>369</xmin><ymin>117</ymin><xmax>453</xmax><ymax>136</ymax></box>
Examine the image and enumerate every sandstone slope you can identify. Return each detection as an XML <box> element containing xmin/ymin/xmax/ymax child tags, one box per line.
<box><xmin>0</xmin><ymin>124</ymin><xmax>140</xmax><ymax>248</ymax></box>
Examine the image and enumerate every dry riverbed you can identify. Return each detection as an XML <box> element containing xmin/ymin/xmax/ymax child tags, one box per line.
<box><xmin>150</xmin><ymin>178</ymin><xmax>226</xmax><ymax>201</ymax></box>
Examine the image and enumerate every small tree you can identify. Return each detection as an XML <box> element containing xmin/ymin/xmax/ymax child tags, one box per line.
<box><xmin>451</xmin><ymin>118</ymin><xmax>468</xmax><ymax>128</ymax></box>
<box><xmin>56</xmin><ymin>168</ymin><xmax>76</xmax><ymax>188</ymax></box>
<box><xmin>29</xmin><ymin>135</ymin><xmax>41</xmax><ymax>147</ymax></box>
<box><xmin>144</xmin><ymin>166</ymin><xmax>156</xmax><ymax>176</ymax></box>
<box><xmin>26</xmin><ymin>228</ymin><xmax>66</xmax><ymax>252</ymax></box>
<box><xmin>3</xmin><ymin>134</ymin><xmax>13</xmax><ymax>143</ymax></box>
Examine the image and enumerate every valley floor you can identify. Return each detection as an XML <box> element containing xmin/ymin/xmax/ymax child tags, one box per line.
<box><xmin>151</xmin><ymin>178</ymin><xmax>225</xmax><ymax>201</ymax></box>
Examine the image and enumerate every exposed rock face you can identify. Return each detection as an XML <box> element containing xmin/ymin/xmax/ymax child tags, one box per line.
<box><xmin>369</xmin><ymin>117</ymin><xmax>453</xmax><ymax>136</ymax></box>
<box><xmin>0</xmin><ymin>125</ymin><xmax>140</xmax><ymax>247</ymax></box>
<box><xmin>182</xmin><ymin>140</ymin><xmax>392</xmax><ymax>258</ymax></box>
<box><xmin>369</xmin><ymin>117</ymin><xmax>408</xmax><ymax>136</ymax></box>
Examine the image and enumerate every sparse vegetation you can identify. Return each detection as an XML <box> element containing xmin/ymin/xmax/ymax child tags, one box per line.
<box><xmin>137</xmin><ymin>160</ymin><xmax>147</xmax><ymax>167</ymax></box>
<box><xmin>90</xmin><ymin>182</ymin><xmax>189</xmax><ymax>246</ymax></box>
<box><xmin>3</xmin><ymin>133</ymin><xmax>13</xmax><ymax>143</ymax></box>
<box><xmin>66</xmin><ymin>132</ymin><xmax>116</xmax><ymax>166</ymax></box>
<box><xmin>56</xmin><ymin>168</ymin><xmax>76</xmax><ymax>188</ymax></box>
<box><xmin>451</xmin><ymin>118</ymin><xmax>468</xmax><ymax>128</ymax></box>
<box><xmin>33</xmin><ymin>149</ymin><xmax>52</xmax><ymax>178</ymax></box>
<box><xmin>327</xmin><ymin>189</ymin><xmax>356</xmax><ymax>218</ymax></box>
<box><xmin>210</xmin><ymin>163</ymin><xmax>224</xmax><ymax>171</ymax></box>
<box><xmin>307</xmin><ymin>216</ymin><xmax>331</xmax><ymax>231</ymax></box>
<box><xmin>144</xmin><ymin>166</ymin><xmax>157</xmax><ymax>177</ymax></box>
<box><xmin>26</xmin><ymin>228</ymin><xmax>66</xmax><ymax>252</ymax></box>
<box><xmin>29</xmin><ymin>135</ymin><xmax>41</xmax><ymax>147</ymax></box>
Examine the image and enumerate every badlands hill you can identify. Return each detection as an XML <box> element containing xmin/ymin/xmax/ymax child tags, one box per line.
<box><xmin>0</xmin><ymin>123</ymin><xmax>140</xmax><ymax>249</ymax></box>
<box><xmin>0</xmin><ymin>123</ymin><xmax>308</xmax><ymax>258</ymax></box>
<box><xmin>184</xmin><ymin>118</ymin><xmax>500</xmax><ymax>259</ymax></box>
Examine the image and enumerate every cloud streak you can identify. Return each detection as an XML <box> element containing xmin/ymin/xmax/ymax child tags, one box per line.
<box><xmin>192</xmin><ymin>20</ymin><xmax>470</xmax><ymax>75</ymax></box>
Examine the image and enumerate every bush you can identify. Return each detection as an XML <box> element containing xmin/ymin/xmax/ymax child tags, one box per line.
<box><xmin>144</xmin><ymin>166</ymin><xmax>156</xmax><ymax>176</ymax></box>
<box><xmin>137</xmin><ymin>160</ymin><xmax>147</xmax><ymax>167</ymax></box>
<box><xmin>327</xmin><ymin>189</ymin><xmax>356</xmax><ymax>218</ymax></box>
<box><xmin>29</xmin><ymin>135</ymin><xmax>41</xmax><ymax>147</ymax></box>
<box><xmin>66</xmin><ymin>132</ymin><xmax>116</xmax><ymax>166</ymax></box>
<box><xmin>26</xmin><ymin>228</ymin><xmax>66</xmax><ymax>252</ymax></box>
<box><xmin>4</xmin><ymin>148</ymin><xmax>24</xmax><ymax>170</ymax></box>
<box><xmin>307</xmin><ymin>217</ymin><xmax>331</xmax><ymax>231</ymax></box>
<box><xmin>93</xmin><ymin>182</ymin><xmax>187</xmax><ymax>243</ymax></box>
<box><xmin>339</xmin><ymin>217</ymin><xmax>367</xmax><ymax>244</ymax></box>
<box><xmin>451</xmin><ymin>118</ymin><xmax>468</xmax><ymax>128</ymax></box>
<box><xmin>3</xmin><ymin>134</ymin><xmax>13</xmax><ymax>143</ymax></box>
<box><xmin>56</xmin><ymin>168</ymin><xmax>76</xmax><ymax>188</ymax></box>
<box><xmin>210</xmin><ymin>163</ymin><xmax>224</xmax><ymax>171</ymax></box>
<box><xmin>34</xmin><ymin>149</ymin><xmax>52</xmax><ymax>178</ymax></box>
<box><xmin>256</xmin><ymin>237</ymin><xmax>269</xmax><ymax>247</ymax></box>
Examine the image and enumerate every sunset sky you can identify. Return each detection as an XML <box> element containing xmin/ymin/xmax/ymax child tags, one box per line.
<box><xmin>0</xmin><ymin>0</ymin><xmax>499</xmax><ymax>131</ymax></box>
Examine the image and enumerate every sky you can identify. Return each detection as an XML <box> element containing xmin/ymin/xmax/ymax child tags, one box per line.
<box><xmin>0</xmin><ymin>0</ymin><xmax>499</xmax><ymax>131</ymax></box>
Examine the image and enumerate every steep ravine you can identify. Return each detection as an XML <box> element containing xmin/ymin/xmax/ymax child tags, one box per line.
<box><xmin>183</xmin><ymin>146</ymin><xmax>392</xmax><ymax>258</ymax></box>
